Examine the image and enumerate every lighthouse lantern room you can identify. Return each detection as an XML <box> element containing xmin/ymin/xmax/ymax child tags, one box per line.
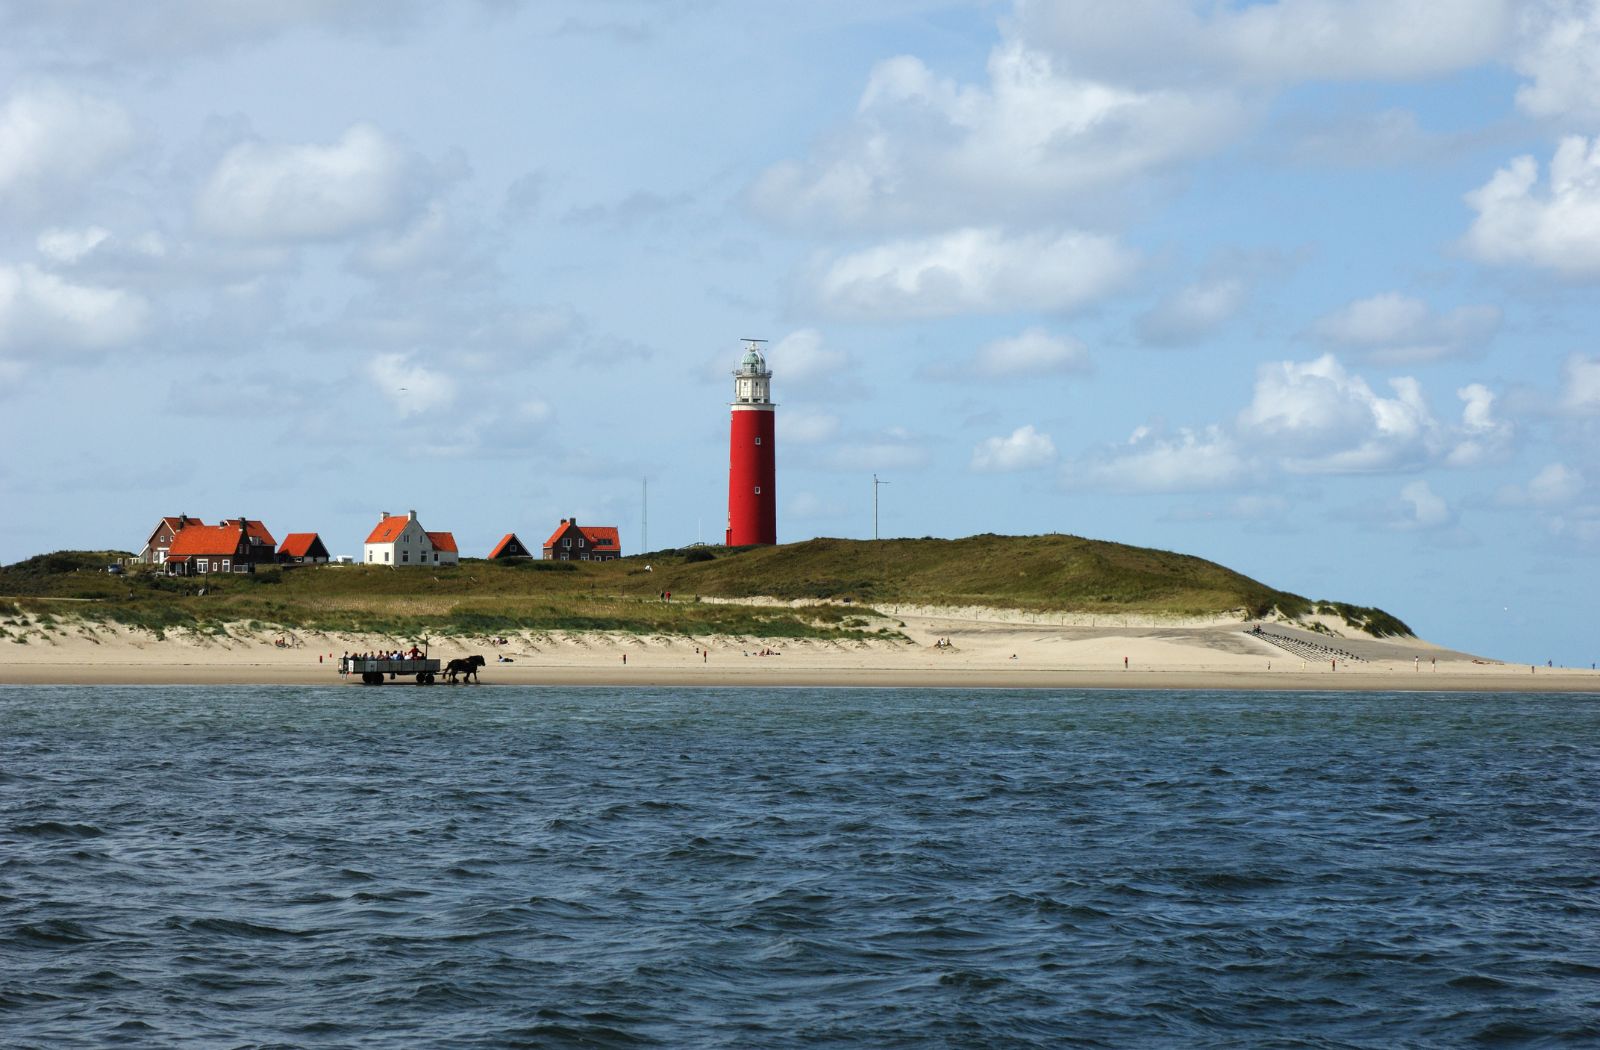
<box><xmin>726</xmin><ymin>338</ymin><xmax>777</xmax><ymax>546</ymax></box>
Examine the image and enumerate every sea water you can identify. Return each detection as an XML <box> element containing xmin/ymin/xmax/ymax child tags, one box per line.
<box><xmin>2</xmin><ymin>686</ymin><xmax>1597</xmax><ymax>1048</ymax></box>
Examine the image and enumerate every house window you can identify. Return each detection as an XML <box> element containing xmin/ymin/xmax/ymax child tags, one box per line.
<box><xmin>197</xmin><ymin>560</ymin><xmax>208</xmax><ymax>574</ymax></box>
<box><xmin>563</xmin><ymin>538</ymin><xmax>571</xmax><ymax>548</ymax></box>
<box><xmin>384</xmin><ymin>551</ymin><xmax>390</xmax><ymax>563</ymax></box>
<box><xmin>402</xmin><ymin>552</ymin><xmax>409</xmax><ymax>563</ymax></box>
<box><xmin>579</xmin><ymin>537</ymin><xmax>585</xmax><ymax>547</ymax></box>
<box><xmin>222</xmin><ymin>559</ymin><xmax>231</xmax><ymax>573</ymax></box>
<box><xmin>367</xmin><ymin>551</ymin><xmax>373</xmax><ymax>563</ymax></box>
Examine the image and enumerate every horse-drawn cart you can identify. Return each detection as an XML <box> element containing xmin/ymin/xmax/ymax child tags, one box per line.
<box><xmin>340</xmin><ymin>655</ymin><xmax>441</xmax><ymax>685</ymax></box>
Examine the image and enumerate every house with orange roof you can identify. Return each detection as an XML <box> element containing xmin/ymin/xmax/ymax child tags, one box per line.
<box><xmin>139</xmin><ymin>514</ymin><xmax>204</xmax><ymax>565</ymax></box>
<box><xmin>542</xmin><ymin>518</ymin><xmax>622</xmax><ymax>561</ymax></box>
<box><xmin>363</xmin><ymin>510</ymin><xmax>459</xmax><ymax>568</ymax></box>
<box><xmin>163</xmin><ymin>517</ymin><xmax>278</xmax><ymax>576</ymax></box>
<box><xmin>488</xmin><ymin>533</ymin><xmax>533</xmax><ymax>560</ymax></box>
<box><xmin>277</xmin><ymin>533</ymin><xmax>330</xmax><ymax>565</ymax></box>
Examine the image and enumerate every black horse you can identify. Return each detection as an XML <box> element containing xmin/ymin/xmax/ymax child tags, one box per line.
<box><xmin>442</xmin><ymin>654</ymin><xmax>486</xmax><ymax>684</ymax></box>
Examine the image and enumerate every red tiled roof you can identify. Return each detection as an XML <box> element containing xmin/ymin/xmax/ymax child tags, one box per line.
<box><xmin>278</xmin><ymin>533</ymin><xmax>322</xmax><ymax>558</ymax></box>
<box><xmin>365</xmin><ymin>515</ymin><xmax>411</xmax><ymax>544</ymax></box>
<box><xmin>581</xmin><ymin>526</ymin><xmax>620</xmax><ymax>548</ymax></box>
<box><xmin>542</xmin><ymin>520</ymin><xmax>620</xmax><ymax>551</ymax></box>
<box><xmin>488</xmin><ymin>533</ymin><xmax>527</xmax><ymax>559</ymax></box>
<box><xmin>426</xmin><ymin>531</ymin><xmax>457</xmax><ymax>553</ymax></box>
<box><xmin>243</xmin><ymin>520</ymin><xmax>276</xmax><ymax>547</ymax></box>
<box><xmin>167</xmin><ymin>524</ymin><xmax>247</xmax><ymax>558</ymax></box>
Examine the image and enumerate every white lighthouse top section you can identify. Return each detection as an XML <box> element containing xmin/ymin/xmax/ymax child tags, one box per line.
<box><xmin>732</xmin><ymin>338</ymin><xmax>772</xmax><ymax>406</ymax></box>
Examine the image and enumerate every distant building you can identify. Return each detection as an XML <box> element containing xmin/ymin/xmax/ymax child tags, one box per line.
<box><xmin>277</xmin><ymin>533</ymin><xmax>330</xmax><ymax>565</ymax></box>
<box><xmin>139</xmin><ymin>514</ymin><xmax>204</xmax><ymax>565</ymax></box>
<box><xmin>363</xmin><ymin>510</ymin><xmax>459</xmax><ymax>567</ymax></box>
<box><xmin>164</xmin><ymin>518</ymin><xmax>277</xmax><ymax>576</ymax></box>
<box><xmin>427</xmin><ymin>530</ymin><xmax>459</xmax><ymax>564</ymax></box>
<box><xmin>488</xmin><ymin>533</ymin><xmax>534</xmax><ymax>560</ymax></box>
<box><xmin>542</xmin><ymin>518</ymin><xmax>621</xmax><ymax>561</ymax></box>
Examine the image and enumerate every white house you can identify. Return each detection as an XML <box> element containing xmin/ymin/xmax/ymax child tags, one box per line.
<box><xmin>363</xmin><ymin>510</ymin><xmax>459</xmax><ymax>567</ymax></box>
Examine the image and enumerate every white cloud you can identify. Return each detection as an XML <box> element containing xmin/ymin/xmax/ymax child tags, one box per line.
<box><xmin>1310</xmin><ymin>293</ymin><xmax>1501</xmax><ymax>364</ymax></box>
<box><xmin>1016</xmin><ymin>0</ymin><xmax>1511</xmax><ymax>86</ymax></box>
<box><xmin>197</xmin><ymin>124</ymin><xmax>427</xmax><ymax>242</ymax></box>
<box><xmin>353</xmin><ymin>201</ymin><xmax>449</xmax><ymax>273</ymax></box>
<box><xmin>0</xmin><ymin>86</ymin><xmax>136</xmax><ymax>209</ymax></box>
<box><xmin>1446</xmin><ymin>383</ymin><xmax>1514</xmax><ymax>466</ymax></box>
<box><xmin>1068</xmin><ymin>355</ymin><xmax>1514</xmax><ymax>494</ymax></box>
<box><xmin>1560</xmin><ymin>353</ymin><xmax>1600</xmax><ymax>413</ymax></box>
<box><xmin>1501</xmin><ymin>462</ymin><xmax>1585</xmax><ymax>507</ymax></box>
<box><xmin>36</xmin><ymin>226</ymin><xmax>112</xmax><ymax>265</ymax></box>
<box><xmin>971</xmin><ymin>424</ymin><xmax>1058</xmax><ymax>472</ymax></box>
<box><xmin>1238</xmin><ymin>354</ymin><xmax>1443</xmax><ymax>473</ymax></box>
<box><xmin>1066</xmin><ymin>424</ymin><xmax>1251</xmax><ymax>493</ymax></box>
<box><xmin>1513</xmin><ymin>1</ymin><xmax>1600</xmax><ymax>125</ymax></box>
<box><xmin>973</xmin><ymin>328</ymin><xmax>1090</xmax><ymax>378</ymax></box>
<box><xmin>751</xmin><ymin>40</ymin><xmax>1245</xmax><ymax>233</ymax></box>
<box><xmin>1398</xmin><ymin>480</ymin><xmax>1454</xmax><ymax>530</ymax></box>
<box><xmin>812</xmin><ymin>227</ymin><xmax>1137</xmax><ymax>319</ymax></box>
<box><xmin>365</xmin><ymin>352</ymin><xmax>456</xmax><ymax>418</ymax></box>
<box><xmin>516</xmin><ymin>398</ymin><xmax>552</xmax><ymax>424</ymax></box>
<box><xmin>0</xmin><ymin>2</ymin><xmax>450</xmax><ymax>64</ymax></box>
<box><xmin>770</xmin><ymin>328</ymin><xmax>850</xmax><ymax>387</ymax></box>
<box><xmin>0</xmin><ymin>264</ymin><xmax>149</xmax><ymax>359</ymax></box>
<box><xmin>1463</xmin><ymin>137</ymin><xmax>1600</xmax><ymax>278</ymax></box>
<box><xmin>1136</xmin><ymin>277</ymin><xmax>1247</xmax><ymax>346</ymax></box>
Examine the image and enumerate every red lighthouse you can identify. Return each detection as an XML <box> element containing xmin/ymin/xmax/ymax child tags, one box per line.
<box><xmin>726</xmin><ymin>338</ymin><xmax>776</xmax><ymax>546</ymax></box>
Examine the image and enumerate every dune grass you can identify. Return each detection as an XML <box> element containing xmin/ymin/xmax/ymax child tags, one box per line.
<box><xmin>0</xmin><ymin>534</ymin><xmax>1413</xmax><ymax>638</ymax></box>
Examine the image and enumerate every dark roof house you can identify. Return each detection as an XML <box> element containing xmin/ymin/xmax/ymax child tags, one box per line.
<box><xmin>542</xmin><ymin>518</ymin><xmax>621</xmax><ymax>561</ymax></box>
<box><xmin>489</xmin><ymin>533</ymin><xmax>534</xmax><ymax>560</ymax></box>
<box><xmin>140</xmin><ymin>514</ymin><xmax>205</xmax><ymax>564</ymax></box>
<box><xmin>277</xmin><ymin>533</ymin><xmax>330</xmax><ymax>564</ymax></box>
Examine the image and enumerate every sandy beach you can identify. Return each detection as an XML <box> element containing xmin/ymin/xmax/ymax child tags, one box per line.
<box><xmin>2</xmin><ymin>606</ymin><xmax>1595</xmax><ymax>693</ymax></box>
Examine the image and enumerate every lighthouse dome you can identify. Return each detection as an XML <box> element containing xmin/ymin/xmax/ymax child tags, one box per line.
<box><xmin>739</xmin><ymin>346</ymin><xmax>766</xmax><ymax>373</ymax></box>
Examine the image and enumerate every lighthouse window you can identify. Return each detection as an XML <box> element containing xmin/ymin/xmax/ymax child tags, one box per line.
<box><xmin>754</xmin><ymin>436</ymin><xmax>761</xmax><ymax>445</ymax></box>
<box><xmin>754</xmin><ymin>486</ymin><xmax>762</xmax><ymax>495</ymax></box>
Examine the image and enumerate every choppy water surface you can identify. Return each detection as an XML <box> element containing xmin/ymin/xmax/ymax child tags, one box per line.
<box><xmin>3</xmin><ymin>687</ymin><xmax>1598</xmax><ymax>1048</ymax></box>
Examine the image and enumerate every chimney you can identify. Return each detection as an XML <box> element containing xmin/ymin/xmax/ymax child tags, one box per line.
<box><xmin>380</xmin><ymin>511</ymin><xmax>389</xmax><ymax>520</ymax></box>
<box><xmin>409</xmin><ymin>510</ymin><xmax>418</xmax><ymax>521</ymax></box>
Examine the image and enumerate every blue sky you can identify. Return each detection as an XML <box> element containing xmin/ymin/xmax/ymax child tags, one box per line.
<box><xmin>2</xmin><ymin>1</ymin><xmax>1598</xmax><ymax>665</ymax></box>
